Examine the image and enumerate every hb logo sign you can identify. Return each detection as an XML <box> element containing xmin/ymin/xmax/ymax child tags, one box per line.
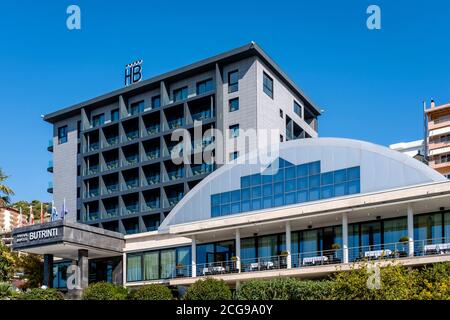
<box><xmin>125</xmin><ymin>60</ymin><xmax>143</xmax><ymax>86</ymax></box>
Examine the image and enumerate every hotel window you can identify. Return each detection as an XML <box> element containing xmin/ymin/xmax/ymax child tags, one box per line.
<box><xmin>58</xmin><ymin>125</ymin><xmax>68</xmax><ymax>144</ymax></box>
<box><xmin>229</xmin><ymin>151</ymin><xmax>239</xmax><ymax>161</ymax></box>
<box><xmin>229</xmin><ymin>124</ymin><xmax>239</xmax><ymax>138</ymax></box>
<box><xmin>229</xmin><ymin>98</ymin><xmax>239</xmax><ymax>112</ymax></box>
<box><xmin>173</xmin><ymin>86</ymin><xmax>188</xmax><ymax>102</ymax></box>
<box><xmin>263</xmin><ymin>72</ymin><xmax>274</xmax><ymax>98</ymax></box>
<box><xmin>111</xmin><ymin>109</ymin><xmax>119</xmax><ymax>122</ymax></box>
<box><xmin>228</xmin><ymin>70</ymin><xmax>239</xmax><ymax>93</ymax></box>
<box><xmin>294</xmin><ymin>101</ymin><xmax>302</xmax><ymax>118</ymax></box>
<box><xmin>92</xmin><ymin>113</ymin><xmax>105</xmax><ymax>128</ymax></box>
<box><xmin>129</xmin><ymin>101</ymin><xmax>143</xmax><ymax>116</ymax></box>
<box><xmin>151</xmin><ymin>95</ymin><xmax>161</xmax><ymax>109</ymax></box>
<box><xmin>196</xmin><ymin>78</ymin><xmax>213</xmax><ymax>95</ymax></box>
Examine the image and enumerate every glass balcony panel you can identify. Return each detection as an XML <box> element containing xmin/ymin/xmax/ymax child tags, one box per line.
<box><xmin>192</xmin><ymin>164</ymin><xmax>214</xmax><ymax>176</ymax></box>
<box><xmin>106</xmin><ymin>136</ymin><xmax>119</xmax><ymax>147</ymax></box>
<box><xmin>105</xmin><ymin>184</ymin><xmax>119</xmax><ymax>194</ymax></box>
<box><xmin>126</xmin><ymin>130</ymin><xmax>139</xmax><ymax>141</ymax></box>
<box><xmin>144</xmin><ymin>199</ymin><xmax>160</xmax><ymax>211</ymax></box>
<box><xmin>88</xmin><ymin>142</ymin><xmax>100</xmax><ymax>152</ymax></box>
<box><xmin>146</xmin><ymin>150</ymin><xmax>160</xmax><ymax>160</ymax></box>
<box><xmin>123</xmin><ymin>204</ymin><xmax>139</xmax><ymax>215</ymax></box>
<box><xmin>87</xmin><ymin>165</ymin><xmax>99</xmax><ymax>175</ymax></box>
<box><xmin>105</xmin><ymin>160</ymin><xmax>119</xmax><ymax>170</ymax></box>
<box><xmin>146</xmin><ymin>124</ymin><xmax>160</xmax><ymax>135</ymax></box>
<box><xmin>124</xmin><ymin>155</ymin><xmax>139</xmax><ymax>166</ymax></box>
<box><xmin>104</xmin><ymin>208</ymin><xmax>118</xmax><ymax>218</ymax></box>
<box><xmin>167</xmin><ymin>169</ymin><xmax>184</xmax><ymax>181</ymax></box>
<box><xmin>87</xmin><ymin>211</ymin><xmax>99</xmax><ymax>221</ymax></box>
<box><xmin>192</xmin><ymin>110</ymin><xmax>211</xmax><ymax>122</ymax></box>
<box><xmin>88</xmin><ymin>188</ymin><xmax>99</xmax><ymax>198</ymax></box>
<box><xmin>168</xmin><ymin>118</ymin><xmax>184</xmax><ymax>130</ymax></box>
<box><xmin>146</xmin><ymin>175</ymin><xmax>160</xmax><ymax>185</ymax></box>
<box><xmin>125</xmin><ymin>179</ymin><xmax>139</xmax><ymax>190</ymax></box>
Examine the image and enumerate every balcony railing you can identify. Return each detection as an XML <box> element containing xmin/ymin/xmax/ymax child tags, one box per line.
<box><xmin>106</xmin><ymin>136</ymin><xmax>119</xmax><ymax>147</ymax></box>
<box><xmin>146</xmin><ymin>150</ymin><xmax>160</xmax><ymax>161</ymax></box>
<box><xmin>146</xmin><ymin>175</ymin><xmax>160</xmax><ymax>185</ymax></box>
<box><xmin>87</xmin><ymin>188</ymin><xmax>99</xmax><ymax>198</ymax></box>
<box><xmin>104</xmin><ymin>208</ymin><xmax>119</xmax><ymax>218</ymax></box>
<box><xmin>167</xmin><ymin>118</ymin><xmax>184</xmax><ymax>130</ymax></box>
<box><xmin>86</xmin><ymin>165</ymin><xmax>100</xmax><ymax>175</ymax></box>
<box><xmin>142</xmin><ymin>237</ymin><xmax>450</xmax><ymax>281</ymax></box>
<box><xmin>105</xmin><ymin>160</ymin><xmax>119</xmax><ymax>171</ymax></box>
<box><xmin>86</xmin><ymin>211</ymin><xmax>99</xmax><ymax>221</ymax></box>
<box><xmin>167</xmin><ymin>170</ymin><xmax>184</xmax><ymax>181</ymax></box>
<box><xmin>143</xmin><ymin>200</ymin><xmax>160</xmax><ymax>211</ymax></box>
<box><xmin>191</xmin><ymin>110</ymin><xmax>212</xmax><ymax>122</ymax></box>
<box><xmin>123</xmin><ymin>155</ymin><xmax>139</xmax><ymax>166</ymax></box>
<box><xmin>146</xmin><ymin>125</ymin><xmax>160</xmax><ymax>136</ymax></box>
<box><xmin>47</xmin><ymin>160</ymin><xmax>54</xmax><ymax>173</ymax></box>
<box><xmin>47</xmin><ymin>182</ymin><xmax>53</xmax><ymax>193</ymax></box>
<box><xmin>167</xmin><ymin>194</ymin><xmax>184</xmax><ymax>207</ymax></box>
<box><xmin>125</xmin><ymin>179</ymin><xmax>139</xmax><ymax>190</ymax></box>
<box><xmin>123</xmin><ymin>205</ymin><xmax>139</xmax><ymax>216</ymax></box>
<box><xmin>88</xmin><ymin>142</ymin><xmax>100</xmax><ymax>152</ymax></box>
<box><xmin>191</xmin><ymin>163</ymin><xmax>214</xmax><ymax>176</ymax></box>
<box><xmin>125</xmin><ymin>130</ymin><xmax>139</xmax><ymax>141</ymax></box>
<box><xmin>47</xmin><ymin>139</ymin><xmax>53</xmax><ymax>152</ymax></box>
<box><xmin>104</xmin><ymin>184</ymin><xmax>119</xmax><ymax>194</ymax></box>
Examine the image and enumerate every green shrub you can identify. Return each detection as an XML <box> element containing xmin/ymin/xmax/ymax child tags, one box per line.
<box><xmin>236</xmin><ymin>277</ymin><xmax>331</xmax><ymax>300</ymax></box>
<box><xmin>82</xmin><ymin>282</ymin><xmax>128</xmax><ymax>300</ymax></box>
<box><xmin>184</xmin><ymin>278</ymin><xmax>232</xmax><ymax>300</ymax></box>
<box><xmin>18</xmin><ymin>288</ymin><xmax>64</xmax><ymax>300</ymax></box>
<box><xmin>0</xmin><ymin>282</ymin><xmax>13</xmax><ymax>299</ymax></box>
<box><xmin>128</xmin><ymin>284</ymin><xmax>173</xmax><ymax>300</ymax></box>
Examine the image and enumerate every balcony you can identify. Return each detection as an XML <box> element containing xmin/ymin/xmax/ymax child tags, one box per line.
<box><xmin>191</xmin><ymin>163</ymin><xmax>214</xmax><ymax>176</ymax></box>
<box><xmin>123</xmin><ymin>155</ymin><xmax>139</xmax><ymax>166</ymax></box>
<box><xmin>146</xmin><ymin>175</ymin><xmax>160</xmax><ymax>185</ymax></box>
<box><xmin>86</xmin><ymin>165</ymin><xmax>100</xmax><ymax>176</ymax></box>
<box><xmin>47</xmin><ymin>160</ymin><xmax>53</xmax><ymax>173</ymax></box>
<box><xmin>104</xmin><ymin>184</ymin><xmax>119</xmax><ymax>194</ymax></box>
<box><xmin>47</xmin><ymin>182</ymin><xmax>53</xmax><ymax>194</ymax></box>
<box><xmin>104</xmin><ymin>207</ymin><xmax>119</xmax><ymax>219</ymax></box>
<box><xmin>167</xmin><ymin>118</ymin><xmax>184</xmax><ymax>130</ymax></box>
<box><xmin>125</xmin><ymin>130</ymin><xmax>139</xmax><ymax>142</ymax></box>
<box><xmin>146</xmin><ymin>124</ymin><xmax>160</xmax><ymax>136</ymax></box>
<box><xmin>123</xmin><ymin>204</ymin><xmax>139</xmax><ymax>216</ymax></box>
<box><xmin>146</xmin><ymin>149</ymin><xmax>160</xmax><ymax>161</ymax></box>
<box><xmin>47</xmin><ymin>139</ymin><xmax>53</xmax><ymax>152</ymax></box>
<box><xmin>191</xmin><ymin>110</ymin><xmax>212</xmax><ymax>122</ymax></box>
<box><xmin>87</xmin><ymin>142</ymin><xmax>100</xmax><ymax>152</ymax></box>
<box><xmin>167</xmin><ymin>169</ymin><xmax>184</xmax><ymax>181</ymax></box>
<box><xmin>143</xmin><ymin>199</ymin><xmax>160</xmax><ymax>211</ymax></box>
<box><xmin>124</xmin><ymin>179</ymin><xmax>139</xmax><ymax>190</ymax></box>
<box><xmin>86</xmin><ymin>211</ymin><xmax>99</xmax><ymax>221</ymax></box>
<box><xmin>105</xmin><ymin>136</ymin><xmax>119</xmax><ymax>147</ymax></box>
<box><xmin>87</xmin><ymin>188</ymin><xmax>99</xmax><ymax>198</ymax></box>
<box><xmin>167</xmin><ymin>193</ymin><xmax>184</xmax><ymax>207</ymax></box>
<box><xmin>105</xmin><ymin>160</ymin><xmax>119</xmax><ymax>171</ymax></box>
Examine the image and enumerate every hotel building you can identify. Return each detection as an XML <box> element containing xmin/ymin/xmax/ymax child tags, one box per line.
<box><xmin>11</xmin><ymin>44</ymin><xmax>450</xmax><ymax>293</ymax></box>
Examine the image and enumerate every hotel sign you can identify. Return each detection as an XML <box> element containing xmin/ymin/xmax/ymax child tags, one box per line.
<box><xmin>12</xmin><ymin>224</ymin><xmax>64</xmax><ymax>249</ymax></box>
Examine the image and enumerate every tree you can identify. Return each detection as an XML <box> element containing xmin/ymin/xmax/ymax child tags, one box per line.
<box><xmin>0</xmin><ymin>168</ymin><xmax>14</xmax><ymax>206</ymax></box>
<box><xmin>13</xmin><ymin>200</ymin><xmax>50</xmax><ymax>221</ymax></box>
<box><xmin>184</xmin><ymin>278</ymin><xmax>232</xmax><ymax>300</ymax></box>
<box><xmin>16</xmin><ymin>254</ymin><xmax>43</xmax><ymax>289</ymax></box>
<box><xmin>0</xmin><ymin>243</ymin><xmax>17</xmax><ymax>282</ymax></box>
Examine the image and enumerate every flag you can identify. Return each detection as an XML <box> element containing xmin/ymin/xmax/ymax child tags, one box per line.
<box><xmin>29</xmin><ymin>206</ymin><xmax>34</xmax><ymax>225</ymax></box>
<box><xmin>60</xmin><ymin>198</ymin><xmax>67</xmax><ymax>220</ymax></box>
<box><xmin>40</xmin><ymin>202</ymin><xmax>44</xmax><ymax>224</ymax></box>
<box><xmin>51</xmin><ymin>201</ymin><xmax>58</xmax><ymax>221</ymax></box>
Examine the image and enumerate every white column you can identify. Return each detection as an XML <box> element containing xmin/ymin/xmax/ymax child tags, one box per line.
<box><xmin>407</xmin><ymin>205</ymin><xmax>414</xmax><ymax>257</ymax></box>
<box><xmin>286</xmin><ymin>221</ymin><xmax>292</xmax><ymax>269</ymax></box>
<box><xmin>191</xmin><ymin>236</ymin><xmax>197</xmax><ymax>278</ymax></box>
<box><xmin>342</xmin><ymin>213</ymin><xmax>349</xmax><ymax>263</ymax></box>
<box><xmin>235</xmin><ymin>229</ymin><xmax>241</xmax><ymax>272</ymax></box>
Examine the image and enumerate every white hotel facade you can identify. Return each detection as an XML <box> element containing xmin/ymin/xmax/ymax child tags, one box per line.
<box><xmin>11</xmin><ymin>43</ymin><xmax>450</xmax><ymax>293</ymax></box>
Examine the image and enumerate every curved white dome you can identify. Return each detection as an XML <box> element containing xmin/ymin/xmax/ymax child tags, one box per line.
<box><xmin>160</xmin><ymin>138</ymin><xmax>445</xmax><ymax>229</ymax></box>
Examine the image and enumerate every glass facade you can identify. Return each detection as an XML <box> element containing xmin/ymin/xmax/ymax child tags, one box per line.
<box><xmin>211</xmin><ymin>158</ymin><xmax>361</xmax><ymax>218</ymax></box>
<box><xmin>53</xmin><ymin>261</ymin><xmax>71</xmax><ymax>288</ymax></box>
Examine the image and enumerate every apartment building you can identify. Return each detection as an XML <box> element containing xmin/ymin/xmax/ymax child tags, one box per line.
<box><xmin>43</xmin><ymin>42</ymin><xmax>320</xmax><ymax>235</ymax></box>
<box><xmin>425</xmin><ymin>100</ymin><xmax>450</xmax><ymax>178</ymax></box>
<box><xmin>0</xmin><ymin>207</ymin><xmax>19</xmax><ymax>233</ymax></box>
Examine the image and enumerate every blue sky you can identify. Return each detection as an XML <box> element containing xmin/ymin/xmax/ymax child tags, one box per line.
<box><xmin>1</xmin><ymin>0</ymin><xmax>449</xmax><ymax>202</ymax></box>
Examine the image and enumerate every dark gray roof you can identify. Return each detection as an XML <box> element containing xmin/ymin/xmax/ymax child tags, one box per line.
<box><xmin>44</xmin><ymin>42</ymin><xmax>321</xmax><ymax>123</ymax></box>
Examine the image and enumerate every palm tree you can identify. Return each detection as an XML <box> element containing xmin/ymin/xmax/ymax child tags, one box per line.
<box><xmin>0</xmin><ymin>168</ymin><xmax>14</xmax><ymax>206</ymax></box>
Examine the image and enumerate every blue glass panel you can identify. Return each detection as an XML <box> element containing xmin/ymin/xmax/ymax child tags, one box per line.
<box><xmin>297</xmin><ymin>190</ymin><xmax>308</xmax><ymax>203</ymax></box>
<box><xmin>251</xmin><ymin>199</ymin><xmax>261</xmax><ymax>210</ymax></box>
<box><xmin>261</xmin><ymin>173</ymin><xmax>272</xmax><ymax>184</ymax></box>
<box><xmin>212</xmin><ymin>206</ymin><xmax>221</xmax><ymax>217</ymax></box>
<box><xmin>250</xmin><ymin>174</ymin><xmax>261</xmax><ymax>186</ymax></box>
<box><xmin>231</xmin><ymin>203</ymin><xmax>241</xmax><ymax>214</ymax></box>
<box><xmin>285</xmin><ymin>179</ymin><xmax>296</xmax><ymax>192</ymax></box>
<box><xmin>211</xmin><ymin>194</ymin><xmax>221</xmax><ymax>206</ymax></box>
<box><xmin>242</xmin><ymin>201</ymin><xmax>250</xmax><ymax>212</ymax></box>
<box><xmin>321</xmin><ymin>186</ymin><xmax>334</xmax><ymax>199</ymax></box>
<box><xmin>297</xmin><ymin>177</ymin><xmax>308</xmax><ymax>190</ymax></box>
<box><xmin>262</xmin><ymin>184</ymin><xmax>272</xmax><ymax>197</ymax></box>
<box><xmin>251</xmin><ymin>186</ymin><xmax>261</xmax><ymax>198</ymax></box>
<box><xmin>348</xmin><ymin>167</ymin><xmax>360</xmax><ymax>180</ymax></box>
<box><xmin>297</xmin><ymin>164</ymin><xmax>308</xmax><ymax>177</ymax></box>
<box><xmin>334</xmin><ymin>169</ymin><xmax>347</xmax><ymax>183</ymax></box>
<box><xmin>309</xmin><ymin>188</ymin><xmax>320</xmax><ymax>201</ymax></box>
<box><xmin>231</xmin><ymin>190</ymin><xmax>241</xmax><ymax>202</ymax></box>
<box><xmin>241</xmin><ymin>188</ymin><xmax>251</xmax><ymax>201</ymax></box>
<box><xmin>334</xmin><ymin>183</ymin><xmax>347</xmax><ymax>197</ymax></box>
<box><xmin>274</xmin><ymin>194</ymin><xmax>284</xmax><ymax>206</ymax></box>
<box><xmin>321</xmin><ymin>172</ymin><xmax>334</xmax><ymax>186</ymax></box>
<box><xmin>241</xmin><ymin>176</ymin><xmax>251</xmax><ymax>188</ymax></box>
<box><xmin>263</xmin><ymin>197</ymin><xmax>272</xmax><ymax>208</ymax></box>
<box><xmin>309</xmin><ymin>175</ymin><xmax>320</xmax><ymax>188</ymax></box>
<box><xmin>348</xmin><ymin>180</ymin><xmax>360</xmax><ymax>194</ymax></box>
<box><xmin>274</xmin><ymin>169</ymin><xmax>284</xmax><ymax>182</ymax></box>
<box><xmin>221</xmin><ymin>204</ymin><xmax>230</xmax><ymax>215</ymax></box>
<box><xmin>220</xmin><ymin>192</ymin><xmax>230</xmax><ymax>204</ymax></box>
<box><xmin>286</xmin><ymin>166</ymin><xmax>296</xmax><ymax>179</ymax></box>
<box><xmin>274</xmin><ymin>182</ymin><xmax>284</xmax><ymax>195</ymax></box>
<box><xmin>285</xmin><ymin>192</ymin><xmax>296</xmax><ymax>205</ymax></box>
<box><xmin>309</xmin><ymin>161</ymin><xmax>320</xmax><ymax>175</ymax></box>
